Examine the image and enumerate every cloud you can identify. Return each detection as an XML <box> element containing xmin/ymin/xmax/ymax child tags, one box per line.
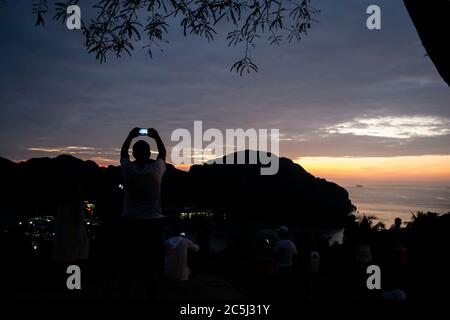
<box><xmin>323</xmin><ymin>116</ymin><xmax>450</xmax><ymax>139</ymax></box>
<box><xmin>27</xmin><ymin>145</ymin><xmax>167</xmax><ymax>165</ymax></box>
<box><xmin>28</xmin><ymin>146</ymin><xmax>119</xmax><ymax>156</ymax></box>
<box><xmin>1</xmin><ymin>0</ymin><xmax>450</xmax><ymax>171</ymax></box>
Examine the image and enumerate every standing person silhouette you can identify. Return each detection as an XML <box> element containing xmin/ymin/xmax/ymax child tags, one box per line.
<box><xmin>52</xmin><ymin>177</ymin><xmax>89</xmax><ymax>291</ymax></box>
<box><xmin>119</xmin><ymin>127</ymin><xmax>166</xmax><ymax>299</ymax></box>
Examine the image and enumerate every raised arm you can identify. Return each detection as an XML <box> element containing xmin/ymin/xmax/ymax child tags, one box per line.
<box><xmin>121</xmin><ymin>127</ymin><xmax>139</xmax><ymax>161</ymax></box>
<box><xmin>188</xmin><ymin>240</ymin><xmax>200</xmax><ymax>252</ymax></box>
<box><xmin>148</xmin><ymin>128</ymin><xmax>166</xmax><ymax>162</ymax></box>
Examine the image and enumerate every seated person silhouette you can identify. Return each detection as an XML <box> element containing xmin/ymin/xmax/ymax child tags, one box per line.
<box><xmin>164</xmin><ymin>227</ymin><xmax>200</xmax><ymax>282</ymax></box>
<box><xmin>119</xmin><ymin>127</ymin><xmax>167</xmax><ymax>298</ymax></box>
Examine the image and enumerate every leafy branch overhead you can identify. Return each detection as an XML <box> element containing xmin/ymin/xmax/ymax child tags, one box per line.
<box><xmin>32</xmin><ymin>0</ymin><xmax>319</xmax><ymax>74</ymax></box>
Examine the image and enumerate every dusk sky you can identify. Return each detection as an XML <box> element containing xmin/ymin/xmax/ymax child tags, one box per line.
<box><xmin>1</xmin><ymin>0</ymin><xmax>449</xmax><ymax>185</ymax></box>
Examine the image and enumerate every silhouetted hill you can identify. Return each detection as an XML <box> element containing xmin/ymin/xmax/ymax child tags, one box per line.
<box><xmin>0</xmin><ymin>151</ymin><xmax>354</xmax><ymax>226</ymax></box>
<box><xmin>191</xmin><ymin>150</ymin><xmax>354</xmax><ymax>226</ymax></box>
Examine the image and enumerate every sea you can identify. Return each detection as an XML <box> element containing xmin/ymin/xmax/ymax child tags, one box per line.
<box><xmin>345</xmin><ymin>184</ymin><xmax>450</xmax><ymax>226</ymax></box>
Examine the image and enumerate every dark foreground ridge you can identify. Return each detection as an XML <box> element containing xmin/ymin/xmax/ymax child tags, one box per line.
<box><xmin>0</xmin><ymin>151</ymin><xmax>449</xmax><ymax>301</ymax></box>
<box><xmin>0</xmin><ymin>150</ymin><xmax>354</xmax><ymax>227</ymax></box>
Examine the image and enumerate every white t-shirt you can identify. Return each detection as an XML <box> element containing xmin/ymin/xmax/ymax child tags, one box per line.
<box><xmin>273</xmin><ymin>239</ymin><xmax>298</xmax><ymax>268</ymax></box>
<box><xmin>164</xmin><ymin>236</ymin><xmax>200</xmax><ymax>281</ymax></box>
<box><xmin>120</xmin><ymin>157</ymin><xmax>166</xmax><ymax>219</ymax></box>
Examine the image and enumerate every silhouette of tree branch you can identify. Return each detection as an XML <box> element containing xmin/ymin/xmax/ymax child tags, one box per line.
<box><xmin>31</xmin><ymin>0</ymin><xmax>319</xmax><ymax>74</ymax></box>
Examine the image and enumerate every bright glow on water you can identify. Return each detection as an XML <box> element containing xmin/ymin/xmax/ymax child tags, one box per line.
<box><xmin>346</xmin><ymin>184</ymin><xmax>450</xmax><ymax>226</ymax></box>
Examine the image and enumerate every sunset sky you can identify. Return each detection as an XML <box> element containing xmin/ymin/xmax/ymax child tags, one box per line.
<box><xmin>1</xmin><ymin>0</ymin><xmax>449</xmax><ymax>186</ymax></box>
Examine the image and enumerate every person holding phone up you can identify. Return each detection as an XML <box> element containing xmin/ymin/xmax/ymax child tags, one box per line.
<box><xmin>119</xmin><ymin>127</ymin><xmax>167</xmax><ymax>299</ymax></box>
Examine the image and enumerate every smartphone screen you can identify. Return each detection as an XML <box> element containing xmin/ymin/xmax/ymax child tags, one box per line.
<box><xmin>139</xmin><ymin>128</ymin><xmax>148</xmax><ymax>136</ymax></box>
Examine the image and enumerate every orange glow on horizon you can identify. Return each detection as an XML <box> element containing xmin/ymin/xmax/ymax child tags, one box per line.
<box><xmin>295</xmin><ymin>155</ymin><xmax>450</xmax><ymax>184</ymax></box>
<box><xmin>22</xmin><ymin>152</ymin><xmax>450</xmax><ymax>184</ymax></box>
<box><xmin>174</xmin><ymin>155</ymin><xmax>450</xmax><ymax>183</ymax></box>
<box><xmin>90</xmin><ymin>157</ymin><xmax>118</xmax><ymax>167</ymax></box>
<box><xmin>174</xmin><ymin>163</ymin><xmax>191</xmax><ymax>171</ymax></box>
<box><xmin>90</xmin><ymin>158</ymin><xmax>193</xmax><ymax>171</ymax></box>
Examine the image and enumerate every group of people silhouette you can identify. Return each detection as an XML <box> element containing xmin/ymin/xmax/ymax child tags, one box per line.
<box><xmin>38</xmin><ymin>127</ymin><xmax>435</xmax><ymax>300</ymax></box>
